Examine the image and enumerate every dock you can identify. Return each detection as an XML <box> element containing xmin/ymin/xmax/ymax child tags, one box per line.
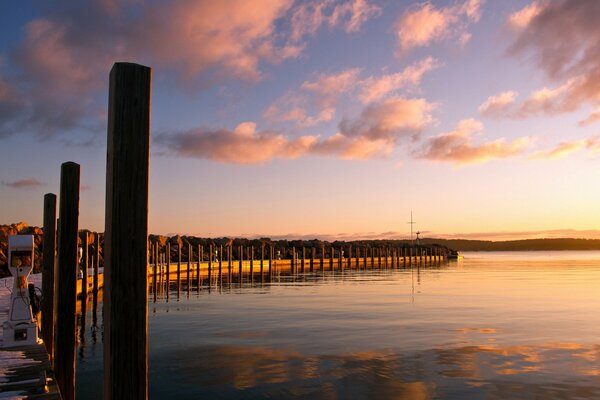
<box><xmin>0</xmin><ymin>343</ymin><xmax>61</xmax><ymax>398</ymax></box>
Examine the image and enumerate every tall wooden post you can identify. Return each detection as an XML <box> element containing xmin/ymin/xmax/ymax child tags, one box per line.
<box><xmin>42</xmin><ymin>193</ymin><xmax>57</xmax><ymax>364</ymax></box>
<box><xmin>208</xmin><ymin>244</ymin><xmax>213</xmax><ymax>282</ymax></box>
<box><xmin>320</xmin><ymin>245</ymin><xmax>324</xmax><ymax>270</ymax></box>
<box><xmin>330</xmin><ymin>247</ymin><xmax>334</xmax><ymax>270</ymax></box>
<box><xmin>268</xmin><ymin>245</ymin><xmax>273</xmax><ymax>275</ymax></box>
<box><xmin>301</xmin><ymin>247</ymin><xmax>305</xmax><ymax>273</ymax></box>
<box><xmin>310</xmin><ymin>247</ymin><xmax>315</xmax><ymax>271</ymax></box>
<box><xmin>166</xmin><ymin>242</ymin><xmax>171</xmax><ymax>294</ymax></box>
<box><xmin>218</xmin><ymin>245</ymin><xmax>223</xmax><ymax>281</ymax></box>
<box><xmin>80</xmin><ymin>231</ymin><xmax>89</xmax><ymax>296</ymax></box>
<box><xmin>260</xmin><ymin>244</ymin><xmax>265</xmax><ymax>274</ymax></box>
<box><xmin>93</xmin><ymin>234</ymin><xmax>100</xmax><ymax>293</ymax></box>
<box><xmin>104</xmin><ymin>62</ymin><xmax>150</xmax><ymax>400</ymax></box>
<box><xmin>177</xmin><ymin>242</ymin><xmax>182</xmax><ymax>289</ymax></box>
<box><xmin>187</xmin><ymin>242</ymin><xmax>191</xmax><ymax>287</ymax></box>
<box><xmin>55</xmin><ymin>162</ymin><xmax>80</xmax><ymax>400</ymax></box>
<box><xmin>250</xmin><ymin>246</ymin><xmax>254</xmax><ymax>276</ymax></box>
<box><xmin>239</xmin><ymin>245</ymin><xmax>244</xmax><ymax>280</ymax></box>
<box><xmin>291</xmin><ymin>247</ymin><xmax>296</xmax><ymax>272</ymax></box>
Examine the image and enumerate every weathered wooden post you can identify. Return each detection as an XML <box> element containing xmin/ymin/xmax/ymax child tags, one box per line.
<box><xmin>320</xmin><ymin>245</ymin><xmax>324</xmax><ymax>270</ymax></box>
<box><xmin>55</xmin><ymin>161</ymin><xmax>80</xmax><ymax>400</ymax></box>
<box><xmin>268</xmin><ymin>245</ymin><xmax>273</xmax><ymax>276</ymax></box>
<box><xmin>250</xmin><ymin>246</ymin><xmax>254</xmax><ymax>276</ymax></box>
<box><xmin>80</xmin><ymin>231</ymin><xmax>89</xmax><ymax>296</ymax></box>
<box><xmin>218</xmin><ymin>244</ymin><xmax>223</xmax><ymax>283</ymax></box>
<box><xmin>166</xmin><ymin>242</ymin><xmax>171</xmax><ymax>293</ymax></box>
<box><xmin>208</xmin><ymin>244</ymin><xmax>213</xmax><ymax>282</ymax></box>
<box><xmin>260</xmin><ymin>244</ymin><xmax>265</xmax><ymax>274</ymax></box>
<box><xmin>239</xmin><ymin>245</ymin><xmax>244</xmax><ymax>280</ymax></box>
<box><xmin>153</xmin><ymin>242</ymin><xmax>159</xmax><ymax>298</ymax></box>
<box><xmin>42</xmin><ymin>193</ymin><xmax>57</xmax><ymax>363</ymax></box>
<box><xmin>104</xmin><ymin>62</ymin><xmax>150</xmax><ymax>400</ymax></box>
<box><xmin>177</xmin><ymin>241</ymin><xmax>182</xmax><ymax>290</ymax></box>
<box><xmin>348</xmin><ymin>245</ymin><xmax>352</xmax><ymax>268</ymax></box>
<box><xmin>291</xmin><ymin>247</ymin><xmax>296</xmax><ymax>273</ymax></box>
<box><xmin>310</xmin><ymin>247</ymin><xmax>315</xmax><ymax>271</ymax></box>
<box><xmin>330</xmin><ymin>247</ymin><xmax>334</xmax><ymax>270</ymax></box>
<box><xmin>301</xmin><ymin>247</ymin><xmax>305</xmax><ymax>273</ymax></box>
<box><xmin>198</xmin><ymin>244</ymin><xmax>203</xmax><ymax>285</ymax></box>
<box><xmin>93</xmin><ymin>234</ymin><xmax>100</xmax><ymax>293</ymax></box>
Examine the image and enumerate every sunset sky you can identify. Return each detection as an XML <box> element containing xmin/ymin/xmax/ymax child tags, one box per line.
<box><xmin>1</xmin><ymin>0</ymin><xmax>599</xmax><ymax>240</ymax></box>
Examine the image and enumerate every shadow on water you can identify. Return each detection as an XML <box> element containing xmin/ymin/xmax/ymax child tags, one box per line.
<box><xmin>75</xmin><ymin>255</ymin><xmax>600</xmax><ymax>399</ymax></box>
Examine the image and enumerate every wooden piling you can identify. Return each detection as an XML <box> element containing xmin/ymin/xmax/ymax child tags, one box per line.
<box><xmin>42</xmin><ymin>193</ymin><xmax>57</xmax><ymax>364</ymax></box>
<box><xmin>55</xmin><ymin>162</ymin><xmax>80</xmax><ymax>400</ymax></box>
<box><xmin>80</xmin><ymin>231</ymin><xmax>89</xmax><ymax>297</ymax></box>
<box><xmin>301</xmin><ymin>247</ymin><xmax>305</xmax><ymax>273</ymax></box>
<box><xmin>291</xmin><ymin>247</ymin><xmax>296</xmax><ymax>272</ymax></box>
<box><xmin>320</xmin><ymin>245</ymin><xmax>324</xmax><ymax>270</ymax></box>
<box><xmin>93</xmin><ymin>234</ymin><xmax>100</xmax><ymax>293</ymax></box>
<box><xmin>104</xmin><ymin>62</ymin><xmax>150</xmax><ymax>400</ymax></box>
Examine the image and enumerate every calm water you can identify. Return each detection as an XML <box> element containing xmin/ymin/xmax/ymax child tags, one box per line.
<box><xmin>76</xmin><ymin>252</ymin><xmax>600</xmax><ymax>399</ymax></box>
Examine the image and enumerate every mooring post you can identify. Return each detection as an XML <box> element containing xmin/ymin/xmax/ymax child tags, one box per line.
<box><xmin>208</xmin><ymin>244</ymin><xmax>213</xmax><ymax>282</ymax></box>
<box><xmin>310</xmin><ymin>247</ymin><xmax>315</xmax><ymax>271</ymax></box>
<box><xmin>93</xmin><ymin>234</ymin><xmax>100</xmax><ymax>293</ymax></box>
<box><xmin>177</xmin><ymin>242</ymin><xmax>182</xmax><ymax>288</ymax></box>
<box><xmin>301</xmin><ymin>247</ymin><xmax>305</xmax><ymax>273</ymax></box>
<box><xmin>42</xmin><ymin>193</ymin><xmax>57</xmax><ymax>364</ymax></box>
<box><xmin>104</xmin><ymin>62</ymin><xmax>150</xmax><ymax>400</ymax></box>
<box><xmin>80</xmin><ymin>231</ymin><xmax>89</xmax><ymax>296</ymax></box>
<box><xmin>291</xmin><ymin>247</ymin><xmax>296</xmax><ymax>272</ymax></box>
<box><xmin>218</xmin><ymin>244</ymin><xmax>223</xmax><ymax>282</ymax></box>
<box><xmin>55</xmin><ymin>162</ymin><xmax>80</xmax><ymax>400</ymax></box>
<box><xmin>239</xmin><ymin>245</ymin><xmax>244</xmax><ymax>280</ymax></box>
<box><xmin>250</xmin><ymin>246</ymin><xmax>254</xmax><ymax>276</ymax></box>
<box><xmin>330</xmin><ymin>247</ymin><xmax>334</xmax><ymax>270</ymax></box>
<box><xmin>166</xmin><ymin>242</ymin><xmax>171</xmax><ymax>291</ymax></box>
<box><xmin>320</xmin><ymin>245</ymin><xmax>324</xmax><ymax>270</ymax></box>
<box><xmin>268</xmin><ymin>245</ymin><xmax>273</xmax><ymax>276</ymax></box>
<box><xmin>153</xmin><ymin>242</ymin><xmax>158</xmax><ymax>296</ymax></box>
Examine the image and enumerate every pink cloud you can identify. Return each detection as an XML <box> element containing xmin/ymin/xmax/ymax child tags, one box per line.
<box><xmin>395</xmin><ymin>0</ymin><xmax>484</xmax><ymax>53</ymax></box>
<box><xmin>417</xmin><ymin>119</ymin><xmax>530</xmax><ymax>165</ymax></box>
<box><xmin>1</xmin><ymin>179</ymin><xmax>44</xmax><ymax>189</ymax></box>
<box><xmin>163</xmin><ymin>97</ymin><xmax>434</xmax><ymax>163</ymax></box>
<box><xmin>264</xmin><ymin>68</ymin><xmax>361</xmax><ymax>127</ymax></box>
<box><xmin>507</xmin><ymin>1</ymin><xmax>544</xmax><ymax>30</ymax></box>
<box><xmin>478</xmin><ymin>91</ymin><xmax>517</xmax><ymax>117</ymax></box>
<box><xmin>358</xmin><ymin>57</ymin><xmax>439</xmax><ymax>103</ymax></box>
<box><xmin>156</xmin><ymin>122</ymin><xmax>318</xmax><ymax>165</ymax></box>
<box><xmin>531</xmin><ymin>140</ymin><xmax>587</xmax><ymax>160</ymax></box>
<box><xmin>290</xmin><ymin>0</ymin><xmax>380</xmax><ymax>41</ymax></box>
<box><xmin>505</xmin><ymin>1</ymin><xmax>600</xmax><ymax>120</ymax></box>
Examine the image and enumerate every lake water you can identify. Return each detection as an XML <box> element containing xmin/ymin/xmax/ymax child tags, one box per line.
<box><xmin>76</xmin><ymin>251</ymin><xmax>600</xmax><ymax>399</ymax></box>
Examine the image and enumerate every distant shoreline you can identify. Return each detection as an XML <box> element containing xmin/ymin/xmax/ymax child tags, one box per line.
<box><xmin>421</xmin><ymin>238</ymin><xmax>600</xmax><ymax>252</ymax></box>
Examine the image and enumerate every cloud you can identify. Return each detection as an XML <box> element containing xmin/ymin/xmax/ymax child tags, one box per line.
<box><xmin>358</xmin><ymin>57</ymin><xmax>439</xmax><ymax>103</ymax></box>
<box><xmin>156</xmin><ymin>121</ymin><xmax>318</xmax><ymax>164</ymax></box>
<box><xmin>312</xmin><ymin>97</ymin><xmax>435</xmax><ymax>159</ymax></box>
<box><xmin>507</xmin><ymin>1</ymin><xmax>544</xmax><ymax>30</ymax></box>
<box><xmin>395</xmin><ymin>0</ymin><xmax>484</xmax><ymax>53</ymax></box>
<box><xmin>162</xmin><ymin>97</ymin><xmax>435</xmax><ymax>163</ymax></box>
<box><xmin>531</xmin><ymin>140</ymin><xmax>587</xmax><ymax>160</ymax></box>
<box><xmin>1</xmin><ymin>179</ymin><xmax>45</xmax><ymax>189</ymax></box>
<box><xmin>417</xmin><ymin>119</ymin><xmax>530</xmax><ymax>165</ymax></box>
<box><xmin>478</xmin><ymin>91</ymin><xmax>517</xmax><ymax>117</ymax></box>
<box><xmin>265</xmin><ymin>58</ymin><xmax>437</xmax><ymax>127</ymax></box>
<box><xmin>578</xmin><ymin>110</ymin><xmax>600</xmax><ymax>127</ymax></box>
<box><xmin>505</xmin><ymin>0</ymin><xmax>600</xmax><ymax>120</ymax></box>
<box><xmin>264</xmin><ymin>68</ymin><xmax>360</xmax><ymax>127</ymax></box>
<box><xmin>290</xmin><ymin>0</ymin><xmax>380</xmax><ymax>41</ymax></box>
<box><xmin>6</xmin><ymin>0</ymin><xmax>384</xmax><ymax>140</ymax></box>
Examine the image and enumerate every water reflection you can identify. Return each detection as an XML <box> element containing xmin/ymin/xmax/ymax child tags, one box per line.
<box><xmin>156</xmin><ymin>343</ymin><xmax>600</xmax><ymax>399</ymax></box>
<box><xmin>76</xmin><ymin>252</ymin><xmax>600</xmax><ymax>399</ymax></box>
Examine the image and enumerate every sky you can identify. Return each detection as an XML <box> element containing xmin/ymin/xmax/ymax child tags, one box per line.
<box><xmin>1</xmin><ymin>0</ymin><xmax>600</xmax><ymax>241</ymax></box>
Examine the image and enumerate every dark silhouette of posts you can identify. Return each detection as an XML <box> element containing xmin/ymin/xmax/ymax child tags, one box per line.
<box><xmin>291</xmin><ymin>247</ymin><xmax>296</xmax><ymax>272</ymax></box>
<box><xmin>80</xmin><ymin>231</ymin><xmax>89</xmax><ymax>295</ymax></box>
<box><xmin>42</xmin><ymin>193</ymin><xmax>57</xmax><ymax>363</ymax></box>
<box><xmin>104</xmin><ymin>62</ymin><xmax>150</xmax><ymax>400</ymax></box>
<box><xmin>301</xmin><ymin>247</ymin><xmax>305</xmax><ymax>272</ymax></box>
<box><xmin>320</xmin><ymin>245</ymin><xmax>324</xmax><ymax>270</ymax></box>
<box><xmin>55</xmin><ymin>162</ymin><xmax>80</xmax><ymax>400</ymax></box>
<box><xmin>93</xmin><ymin>234</ymin><xmax>100</xmax><ymax>294</ymax></box>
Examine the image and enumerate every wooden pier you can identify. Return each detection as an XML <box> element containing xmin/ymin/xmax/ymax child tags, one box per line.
<box><xmin>0</xmin><ymin>343</ymin><xmax>61</xmax><ymax>398</ymax></box>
